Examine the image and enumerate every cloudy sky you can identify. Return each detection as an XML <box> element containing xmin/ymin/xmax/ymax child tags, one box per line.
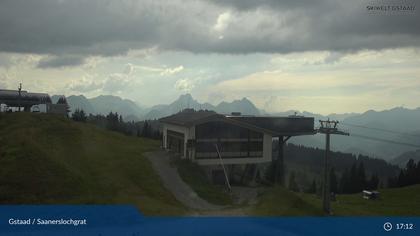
<box><xmin>0</xmin><ymin>0</ymin><xmax>419</xmax><ymax>114</ymax></box>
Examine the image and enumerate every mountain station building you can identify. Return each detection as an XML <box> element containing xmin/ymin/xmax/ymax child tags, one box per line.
<box><xmin>159</xmin><ymin>109</ymin><xmax>315</xmax><ymax>185</ymax></box>
<box><xmin>0</xmin><ymin>88</ymin><xmax>69</xmax><ymax>116</ymax></box>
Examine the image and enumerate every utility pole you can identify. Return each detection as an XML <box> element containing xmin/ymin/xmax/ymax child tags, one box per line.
<box><xmin>318</xmin><ymin>119</ymin><xmax>349</xmax><ymax>215</ymax></box>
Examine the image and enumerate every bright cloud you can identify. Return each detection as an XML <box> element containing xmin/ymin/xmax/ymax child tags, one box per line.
<box><xmin>175</xmin><ymin>79</ymin><xmax>195</xmax><ymax>92</ymax></box>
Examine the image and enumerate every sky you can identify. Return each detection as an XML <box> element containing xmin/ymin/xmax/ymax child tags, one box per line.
<box><xmin>0</xmin><ymin>0</ymin><xmax>419</xmax><ymax>115</ymax></box>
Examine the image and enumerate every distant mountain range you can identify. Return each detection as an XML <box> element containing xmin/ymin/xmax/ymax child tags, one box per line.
<box><xmin>52</xmin><ymin>94</ymin><xmax>144</xmax><ymax>121</ymax></box>
<box><xmin>390</xmin><ymin>149</ymin><xmax>420</xmax><ymax>167</ymax></box>
<box><xmin>142</xmin><ymin>94</ymin><xmax>260</xmax><ymax>120</ymax></box>
<box><xmin>55</xmin><ymin>93</ymin><xmax>420</xmax><ymax>160</ymax></box>
<box><xmin>290</xmin><ymin>107</ymin><xmax>420</xmax><ymax>161</ymax></box>
<box><xmin>53</xmin><ymin>93</ymin><xmax>260</xmax><ymax>121</ymax></box>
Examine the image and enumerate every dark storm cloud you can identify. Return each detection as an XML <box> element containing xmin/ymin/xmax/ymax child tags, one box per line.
<box><xmin>0</xmin><ymin>0</ymin><xmax>419</xmax><ymax>57</ymax></box>
<box><xmin>206</xmin><ymin>0</ymin><xmax>325</xmax><ymax>10</ymax></box>
<box><xmin>37</xmin><ymin>55</ymin><xmax>85</xmax><ymax>68</ymax></box>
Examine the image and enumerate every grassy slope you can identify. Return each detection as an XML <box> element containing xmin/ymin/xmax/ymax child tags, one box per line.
<box><xmin>330</xmin><ymin>184</ymin><xmax>420</xmax><ymax>216</ymax></box>
<box><xmin>251</xmin><ymin>187</ymin><xmax>324</xmax><ymax>216</ymax></box>
<box><xmin>252</xmin><ymin>185</ymin><xmax>420</xmax><ymax>216</ymax></box>
<box><xmin>174</xmin><ymin>159</ymin><xmax>232</xmax><ymax>205</ymax></box>
<box><xmin>0</xmin><ymin>113</ymin><xmax>185</xmax><ymax>215</ymax></box>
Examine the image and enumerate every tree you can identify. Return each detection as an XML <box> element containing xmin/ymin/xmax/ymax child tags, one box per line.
<box><xmin>339</xmin><ymin>168</ymin><xmax>350</xmax><ymax>194</ymax></box>
<box><xmin>349</xmin><ymin>163</ymin><xmax>358</xmax><ymax>193</ymax></box>
<box><xmin>367</xmin><ymin>173</ymin><xmax>379</xmax><ymax>190</ymax></box>
<box><xmin>387</xmin><ymin>176</ymin><xmax>398</xmax><ymax>188</ymax></box>
<box><xmin>106</xmin><ymin>112</ymin><xmax>120</xmax><ymax>131</ymax></box>
<box><xmin>391</xmin><ymin>159</ymin><xmax>420</xmax><ymax>188</ymax></box>
<box><xmin>288</xmin><ymin>171</ymin><xmax>299</xmax><ymax>192</ymax></box>
<box><xmin>307</xmin><ymin>179</ymin><xmax>317</xmax><ymax>194</ymax></box>
<box><xmin>405</xmin><ymin>159</ymin><xmax>417</xmax><ymax>186</ymax></box>
<box><xmin>71</xmin><ymin>109</ymin><xmax>87</xmax><ymax>122</ymax></box>
<box><xmin>397</xmin><ymin>170</ymin><xmax>406</xmax><ymax>187</ymax></box>
<box><xmin>416</xmin><ymin>160</ymin><xmax>420</xmax><ymax>184</ymax></box>
<box><xmin>141</xmin><ymin>121</ymin><xmax>152</xmax><ymax>138</ymax></box>
<box><xmin>330</xmin><ymin>167</ymin><xmax>338</xmax><ymax>194</ymax></box>
<box><xmin>264</xmin><ymin>162</ymin><xmax>275</xmax><ymax>184</ymax></box>
<box><xmin>357</xmin><ymin>162</ymin><xmax>367</xmax><ymax>191</ymax></box>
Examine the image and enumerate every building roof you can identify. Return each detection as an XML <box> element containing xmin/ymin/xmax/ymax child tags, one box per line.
<box><xmin>0</xmin><ymin>89</ymin><xmax>52</xmax><ymax>106</ymax></box>
<box><xmin>159</xmin><ymin>109</ymin><xmax>223</xmax><ymax>126</ymax></box>
<box><xmin>160</xmin><ymin>109</ymin><xmax>316</xmax><ymax>136</ymax></box>
<box><xmin>227</xmin><ymin>116</ymin><xmax>316</xmax><ymax>136</ymax></box>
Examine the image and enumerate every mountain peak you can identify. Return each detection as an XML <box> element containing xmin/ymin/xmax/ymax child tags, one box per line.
<box><xmin>174</xmin><ymin>93</ymin><xmax>195</xmax><ymax>103</ymax></box>
<box><xmin>177</xmin><ymin>93</ymin><xmax>193</xmax><ymax>100</ymax></box>
<box><xmin>240</xmin><ymin>97</ymin><xmax>252</xmax><ymax>103</ymax></box>
<box><xmin>68</xmin><ymin>94</ymin><xmax>87</xmax><ymax>99</ymax></box>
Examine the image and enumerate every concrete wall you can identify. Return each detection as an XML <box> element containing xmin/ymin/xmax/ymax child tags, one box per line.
<box><xmin>162</xmin><ymin>123</ymin><xmax>191</xmax><ymax>159</ymax></box>
<box><xmin>263</xmin><ymin>133</ymin><xmax>272</xmax><ymax>162</ymax></box>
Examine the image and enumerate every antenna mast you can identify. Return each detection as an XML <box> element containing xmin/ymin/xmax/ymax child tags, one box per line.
<box><xmin>18</xmin><ymin>83</ymin><xmax>22</xmax><ymax>112</ymax></box>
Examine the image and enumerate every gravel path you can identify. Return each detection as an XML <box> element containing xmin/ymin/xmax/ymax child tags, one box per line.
<box><xmin>145</xmin><ymin>151</ymin><xmax>224</xmax><ymax>211</ymax></box>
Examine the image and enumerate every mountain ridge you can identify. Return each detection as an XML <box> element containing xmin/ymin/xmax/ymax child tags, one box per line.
<box><xmin>55</xmin><ymin>93</ymin><xmax>420</xmax><ymax>160</ymax></box>
<box><xmin>142</xmin><ymin>94</ymin><xmax>260</xmax><ymax>120</ymax></box>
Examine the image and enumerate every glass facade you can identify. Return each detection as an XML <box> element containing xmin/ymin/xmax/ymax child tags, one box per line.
<box><xmin>195</xmin><ymin>121</ymin><xmax>264</xmax><ymax>159</ymax></box>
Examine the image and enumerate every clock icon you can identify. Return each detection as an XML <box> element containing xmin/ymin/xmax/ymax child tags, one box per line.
<box><xmin>384</xmin><ymin>222</ymin><xmax>393</xmax><ymax>231</ymax></box>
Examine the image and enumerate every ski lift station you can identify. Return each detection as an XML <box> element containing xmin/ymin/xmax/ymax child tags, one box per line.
<box><xmin>0</xmin><ymin>88</ymin><xmax>69</xmax><ymax>116</ymax></box>
<box><xmin>160</xmin><ymin>109</ymin><xmax>316</xmax><ymax>184</ymax></box>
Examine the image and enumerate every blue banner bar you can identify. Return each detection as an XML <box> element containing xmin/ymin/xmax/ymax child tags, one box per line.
<box><xmin>0</xmin><ymin>206</ymin><xmax>418</xmax><ymax>236</ymax></box>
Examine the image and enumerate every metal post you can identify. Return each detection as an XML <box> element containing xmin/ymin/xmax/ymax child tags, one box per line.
<box><xmin>18</xmin><ymin>83</ymin><xmax>22</xmax><ymax>112</ymax></box>
<box><xmin>323</xmin><ymin>131</ymin><xmax>331</xmax><ymax>214</ymax></box>
<box><xmin>318</xmin><ymin>119</ymin><xmax>349</xmax><ymax>215</ymax></box>
<box><xmin>215</xmin><ymin>144</ymin><xmax>231</xmax><ymax>192</ymax></box>
<box><xmin>275</xmin><ymin>136</ymin><xmax>291</xmax><ymax>186</ymax></box>
<box><xmin>275</xmin><ymin>136</ymin><xmax>284</xmax><ymax>186</ymax></box>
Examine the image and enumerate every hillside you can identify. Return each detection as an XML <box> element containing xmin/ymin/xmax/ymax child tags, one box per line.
<box><xmin>391</xmin><ymin>149</ymin><xmax>420</xmax><ymax>167</ymax></box>
<box><xmin>252</xmin><ymin>184</ymin><xmax>420</xmax><ymax>216</ymax></box>
<box><xmin>55</xmin><ymin>94</ymin><xmax>144</xmax><ymax>121</ymax></box>
<box><xmin>0</xmin><ymin>113</ymin><xmax>185</xmax><ymax>215</ymax></box>
<box><xmin>291</xmin><ymin>107</ymin><xmax>420</xmax><ymax>160</ymax></box>
<box><xmin>280</xmin><ymin>143</ymin><xmax>400</xmax><ymax>189</ymax></box>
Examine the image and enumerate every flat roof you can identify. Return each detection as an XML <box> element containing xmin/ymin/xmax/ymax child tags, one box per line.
<box><xmin>160</xmin><ymin>109</ymin><xmax>316</xmax><ymax>137</ymax></box>
<box><xmin>159</xmin><ymin>109</ymin><xmax>222</xmax><ymax>126</ymax></box>
<box><xmin>227</xmin><ymin>116</ymin><xmax>315</xmax><ymax>136</ymax></box>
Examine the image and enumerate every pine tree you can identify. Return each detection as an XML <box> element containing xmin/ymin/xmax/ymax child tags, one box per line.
<box><xmin>368</xmin><ymin>174</ymin><xmax>379</xmax><ymax>190</ymax></box>
<box><xmin>406</xmin><ymin>159</ymin><xmax>416</xmax><ymax>186</ymax></box>
<box><xmin>71</xmin><ymin>109</ymin><xmax>87</xmax><ymax>122</ymax></box>
<box><xmin>397</xmin><ymin>170</ymin><xmax>406</xmax><ymax>187</ymax></box>
<box><xmin>307</xmin><ymin>179</ymin><xmax>317</xmax><ymax>194</ymax></box>
<box><xmin>288</xmin><ymin>171</ymin><xmax>299</xmax><ymax>192</ymax></box>
<box><xmin>349</xmin><ymin>163</ymin><xmax>358</xmax><ymax>193</ymax></box>
<box><xmin>339</xmin><ymin>168</ymin><xmax>349</xmax><ymax>194</ymax></box>
<box><xmin>357</xmin><ymin>162</ymin><xmax>366</xmax><ymax>191</ymax></box>
<box><xmin>330</xmin><ymin>167</ymin><xmax>338</xmax><ymax>194</ymax></box>
<box><xmin>416</xmin><ymin>160</ymin><xmax>420</xmax><ymax>184</ymax></box>
<box><xmin>387</xmin><ymin>176</ymin><xmax>398</xmax><ymax>188</ymax></box>
<box><xmin>264</xmin><ymin>162</ymin><xmax>275</xmax><ymax>184</ymax></box>
<box><xmin>142</xmin><ymin>121</ymin><xmax>150</xmax><ymax>137</ymax></box>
